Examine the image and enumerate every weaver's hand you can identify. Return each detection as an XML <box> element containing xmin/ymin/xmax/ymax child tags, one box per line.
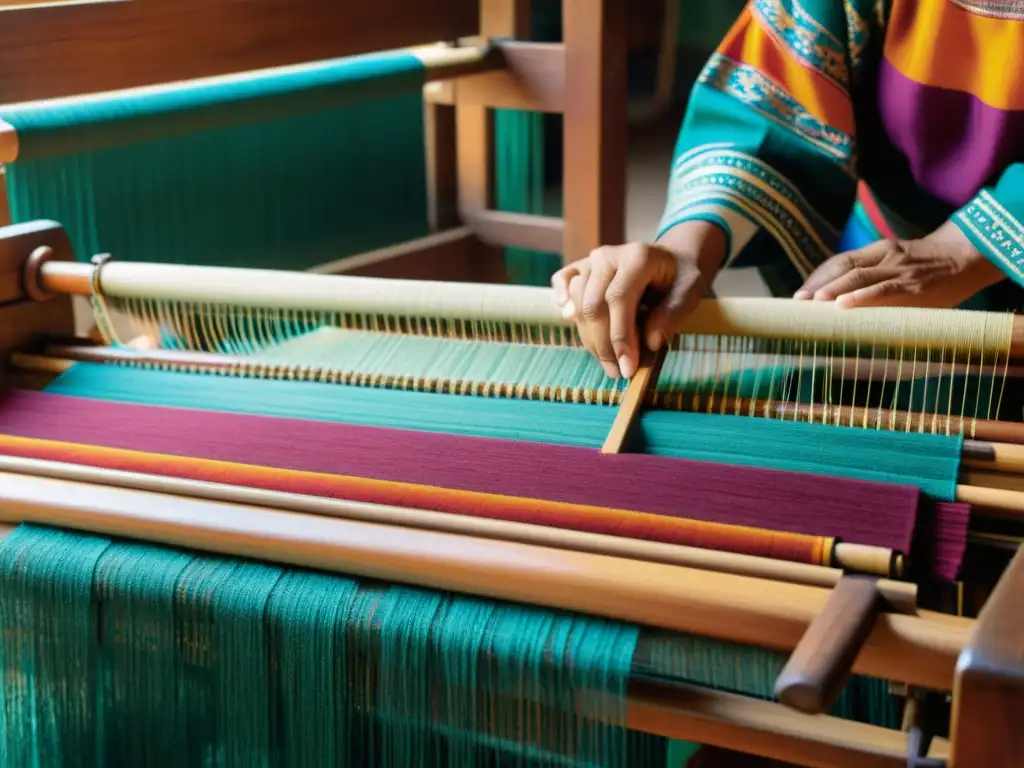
<box><xmin>551</xmin><ymin>243</ymin><xmax>709</xmax><ymax>380</ymax></box>
<box><xmin>794</xmin><ymin>221</ymin><xmax>1005</xmax><ymax>309</ymax></box>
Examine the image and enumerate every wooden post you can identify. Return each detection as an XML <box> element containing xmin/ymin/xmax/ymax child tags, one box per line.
<box><xmin>949</xmin><ymin>545</ymin><xmax>1024</xmax><ymax>767</ymax></box>
<box><xmin>562</xmin><ymin>0</ymin><xmax>628</xmax><ymax>264</ymax></box>
<box><xmin>449</xmin><ymin>0</ymin><xmax>531</xmax><ymax>281</ymax></box>
<box><xmin>456</xmin><ymin>0</ymin><xmax>531</xmax><ymax>220</ymax></box>
<box><xmin>424</xmin><ymin>101</ymin><xmax>459</xmax><ymax>231</ymax></box>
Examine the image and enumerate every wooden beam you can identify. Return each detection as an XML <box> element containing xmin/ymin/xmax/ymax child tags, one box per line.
<box><xmin>308</xmin><ymin>227</ymin><xmax>505</xmax><ymax>283</ymax></box>
<box><xmin>451</xmin><ymin>0</ymin><xmax>529</xmax><ymax>279</ymax></box>
<box><xmin>466</xmin><ymin>211</ymin><xmax>563</xmax><ymax>253</ymax></box>
<box><xmin>562</xmin><ymin>0</ymin><xmax>628</xmax><ymax>264</ymax></box>
<box><xmin>455</xmin><ymin>0</ymin><xmax>530</xmax><ymax>220</ymax></box>
<box><xmin>0</xmin><ymin>0</ymin><xmax>479</xmax><ymax>102</ymax></box>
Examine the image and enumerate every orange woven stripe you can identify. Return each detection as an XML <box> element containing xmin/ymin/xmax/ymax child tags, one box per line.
<box><xmin>0</xmin><ymin>434</ymin><xmax>830</xmax><ymax>566</ymax></box>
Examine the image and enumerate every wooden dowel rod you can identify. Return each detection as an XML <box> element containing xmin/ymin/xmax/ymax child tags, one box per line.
<box><xmin>962</xmin><ymin>440</ymin><xmax>1024</xmax><ymax>473</ymax></box>
<box><xmin>31</xmin><ymin>260</ymin><xmax>91</xmax><ymax>295</ymax></box>
<box><xmin>955</xmin><ymin>484</ymin><xmax>1024</xmax><ymax>516</ymax></box>
<box><xmin>960</xmin><ymin>469</ymin><xmax>1024</xmax><ymax>493</ymax></box>
<box><xmin>10</xmin><ymin>352</ymin><xmax>74</xmax><ymax>375</ymax></box>
<box><xmin>27</xmin><ymin>259</ymin><xmax>1024</xmax><ymax>358</ymax></box>
<box><xmin>629</xmin><ymin>681</ymin><xmax>950</xmax><ymax>768</ymax></box>
<box><xmin>832</xmin><ymin>542</ymin><xmax>900</xmax><ymax>578</ymax></box>
<box><xmin>0</xmin><ymin>454</ymin><xmax>915</xmax><ymax>596</ymax></box>
<box><xmin>0</xmin><ymin>469</ymin><xmax>968</xmax><ymax>691</ymax></box>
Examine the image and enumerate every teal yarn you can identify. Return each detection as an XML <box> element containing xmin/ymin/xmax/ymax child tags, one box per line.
<box><xmin>494</xmin><ymin>108</ymin><xmax>562</xmax><ymax>286</ymax></box>
<box><xmin>2</xmin><ymin>53</ymin><xmax>429</xmax><ymax>271</ymax></box>
<box><xmin>0</xmin><ymin>524</ymin><xmax>664</xmax><ymax>767</ymax></box>
<box><xmin>1</xmin><ymin>51</ymin><xmax>427</xmax><ymax>160</ymax></box>
<box><xmin>46</xmin><ymin>363</ymin><xmax>963</xmax><ymax>501</ymax></box>
<box><xmin>0</xmin><ymin>524</ymin><xmax>898</xmax><ymax>767</ymax></box>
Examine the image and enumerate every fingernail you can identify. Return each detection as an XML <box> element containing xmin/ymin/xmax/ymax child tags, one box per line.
<box><xmin>602</xmin><ymin>362</ymin><xmax>620</xmax><ymax>379</ymax></box>
<box><xmin>618</xmin><ymin>355</ymin><xmax>636</xmax><ymax>379</ymax></box>
<box><xmin>561</xmin><ymin>299</ymin><xmax>576</xmax><ymax>319</ymax></box>
<box><xmin>793</xmin><ymin>290</ymin><xmax>811</xmax><ymax>300</ymax></box>
<box><xmin>646</xmin><ymin>330</ymin><xmax>664</xmax><ymax>351</ymax></box>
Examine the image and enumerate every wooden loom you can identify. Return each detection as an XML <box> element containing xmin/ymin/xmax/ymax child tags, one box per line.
<box><xmin>1</xmin><ymin>219</ymin><xmax>1024</xmax><ymax>768</ymax></box>
<box><xmin>0</xmin><ymin>0</ymin><xmax>626</xmax><ymax>280</ymax></box>
<box><xmin>2</xmin><ymin>3</ymin><xmax>1024</xmax><ymax>767</ymax></box>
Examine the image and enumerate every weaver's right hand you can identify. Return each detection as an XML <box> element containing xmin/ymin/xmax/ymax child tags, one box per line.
<box><xmin>551</xmin><ymin>232</ymin><xmax>719</xmax><ymax>379</ymax></box>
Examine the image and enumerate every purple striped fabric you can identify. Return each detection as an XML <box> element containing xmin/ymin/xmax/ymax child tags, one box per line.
<box><xmin>0</xmin><ymin>389</ymin><xmax>932</xmax><ymax>564</ymax></box>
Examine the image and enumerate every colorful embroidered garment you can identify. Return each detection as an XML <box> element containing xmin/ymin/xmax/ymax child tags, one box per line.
<box><xmin>658</xmin><ymin>0</ymin><xmax>1024</xmax><ymax>306</ymax></box>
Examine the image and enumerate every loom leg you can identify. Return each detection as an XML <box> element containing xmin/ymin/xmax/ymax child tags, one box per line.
<box><xmin>949</xmin><ymin>545</ymin><xmax>1024</xmax><ymax>767</ymax></box>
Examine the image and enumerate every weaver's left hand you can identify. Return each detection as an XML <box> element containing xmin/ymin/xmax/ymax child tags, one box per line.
<box><xmin>793</xmin><ymin>221</ymin><xmax>1005</xmax><ymax>309</ymax></box>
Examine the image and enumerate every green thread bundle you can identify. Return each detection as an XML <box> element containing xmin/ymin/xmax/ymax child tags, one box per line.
<box><xmin>0</xmin><ymin>525</ymin><xmax>661</xmax><ymax>767</ymax></box>
<box><xmin>2</xmin><ymin>52</ymin><xmax>430</xmax><ymax>271</ymax></box>
<box><xmin>0</xmin><ymin>525</ymin><xmax>900</xmax><ymax>767</ymax></box>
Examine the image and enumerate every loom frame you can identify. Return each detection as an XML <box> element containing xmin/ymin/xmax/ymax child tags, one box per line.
<box><xmin>0</xmin><ymin>224</ymin><xmax>1023</xmax><ymax>767</ymax></box>
<box><xmin>0</xmin><ymin>0</ymin><xmax>627</xmax><ymax>279</ymax></box>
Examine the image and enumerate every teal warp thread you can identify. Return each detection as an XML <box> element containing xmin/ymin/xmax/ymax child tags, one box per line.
<box><xmin>659</xmin><ymin>353</ymin><xmax>1006</xmax><ymax>428</ymax></box>
<box><xmin>0</xmin><ymin>528</ymin><xmax>110</xmax><ymax>768</ymax></box>
<box><xmin>0</xmin><ymin>51</ymin><xmax>427</xmax><ymax>160</ymax></box>
<box><xmin>45</xmin><ymin>363</ymin><xmax>964</xmax><ymax>501</ymax></box>
<box><xmin>0</xmin><ymin>524</ymin><xmax>668</xmax><ymax>767</ymax></box>
<box><xmin>3</xmin><ymin>57</ymin><xmax>429</xmax><ymax>271</ymax></box>
<box><xmin>494</xmin><ymin>109</ymin><xmax>561</xmax><ymax>286</ymax></box>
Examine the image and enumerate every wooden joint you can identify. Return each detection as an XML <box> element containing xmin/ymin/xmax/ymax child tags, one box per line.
<box><xmin>949</xmin><ymin>545</ymin><xmax>1024</xmax><ymax>767</ymax></box>
<box><xmin>425</xmin><ymin>41</ymin><xmax>566</xmax><ymax>113</ymax></box>
<box><xmin>0</xmin><ymin>220</ymin><xmax>75</xmax><ymax>304</ymax></box>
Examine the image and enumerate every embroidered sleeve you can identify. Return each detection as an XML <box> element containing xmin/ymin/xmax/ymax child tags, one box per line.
<box><xmin>657</xmin><ymin>0</ymin><xmax>878</xmax><ymax>276</ymax></box>
<box><xmin>953</xmin><ymin>163</ymin><xmax>1024</xmax><ymax>289</ymax></box>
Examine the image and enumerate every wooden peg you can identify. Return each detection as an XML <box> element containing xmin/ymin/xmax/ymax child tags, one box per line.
<box><xmin>773</xmin><ymin>575</ymin><xmax>885</xmax><ymax>715</ymax></box>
